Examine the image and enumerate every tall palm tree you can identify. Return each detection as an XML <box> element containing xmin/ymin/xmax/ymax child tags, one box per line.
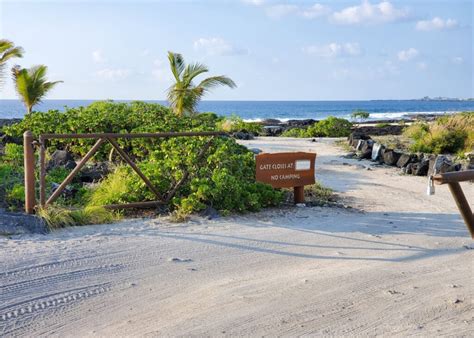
<box><xmin>167</xmin><ymin>51</ymin><xmax>236</xmax><ymax>116</ymax></box>
<box><xmin>11</xmin><ymin>65</ymin><xmax>63</xmax><ymax>114</ymax></box>
<box><xmin>0</xmin><ymin>39</ymin><xmax>24</xmax><ymax>89</ymax></box>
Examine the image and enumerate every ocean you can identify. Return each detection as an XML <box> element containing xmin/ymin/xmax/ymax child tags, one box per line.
<box><xmin>1</xmin><ymin>99</ymin><xmax>473</xmax><ymax>121</ymax></box>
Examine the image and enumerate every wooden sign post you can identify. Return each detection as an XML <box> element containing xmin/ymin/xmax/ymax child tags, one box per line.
<box><xmin>256</xmin><ymin>152</ymin><xmax>317</xmax><ymax>204</ymax></box>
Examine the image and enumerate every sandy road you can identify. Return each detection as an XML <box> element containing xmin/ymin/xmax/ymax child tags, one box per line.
<box><xmin>1</xmin><ymin>137</ymin><xmax>473</xmax><ymax>336</ymax></box>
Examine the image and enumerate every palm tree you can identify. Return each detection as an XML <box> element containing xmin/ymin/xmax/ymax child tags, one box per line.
<box><xmin>0</xmin><ymin>39</ymin><xmax>24</xmax><ymax>89</ymax></box>
<box><xmin>167</xmin><ymin>51</ymin><xmax>236</xmax><ymax>116</ymax></box>
<box><xmin>11</xmin><ymin>65</ymin><xmax>62</xmax><ymax>114</ymax></box>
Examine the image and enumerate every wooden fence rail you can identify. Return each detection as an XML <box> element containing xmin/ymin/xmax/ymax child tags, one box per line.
<box><xmin>23</xmin><ymin>131</ymin><xmax>226</xmax><ymax>214</ymax></box>
<box><xmin>433</xmin><ymin>170</ymin><xmax>474</xmax><ymax>239</ymax></box>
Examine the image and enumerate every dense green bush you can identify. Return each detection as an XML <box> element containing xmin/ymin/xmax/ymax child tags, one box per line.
<box><xmin>2</xmin><ymin>101</ymin><xmax>219</xmax><ymax>159</ymax></box>
<box><xmin>87</xmin><ymin>136</ymin><xmax>284</xmax><ymax>216</ymax></box>
<box><xmin>404</xmin><ymin>112</ymin><xmax>473</xmax><ymax>155</ymax></box>
<box><xmin>281</xmin><ymin>117</ymin><xmax>352</xmax><ymax>138</ymax></box>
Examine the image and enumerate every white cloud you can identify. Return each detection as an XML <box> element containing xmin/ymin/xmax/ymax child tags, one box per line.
<box><xmin>242</xmin><ymin>0</ymin><xmax>265</xmax><ymax>5</ymax></box>
<box><xmin>452</xmin><ymin>56</ymin><xmax>464</xmax><ymax>64</ymax></box>
<box><xmin>397</xmin><ymin>48</ymin><xmax>418</xmax><ymax>61</ymax></box>
<box><xmin>301</xmin><ymin>4</ymin><xmax>331</xmax><ymax>19</ymax></box>
<box><xmin>331</xmin><ymin>1</ymin><xmax>408</xmax><ymax>25</ymax></box>
<box><xmin>303</xmin><ymin>42</ymin><xmax>362</xmax><ymax>58</ymax></box>
<box><xmin>92</xmin><ymin>50</ymin><xmax>106</xmax><ymax>63</ymax></box>
<box><xmin>417</xmin><ymin>62</ymin><xmax>427</xmax><ymax>71</ymax></box>
<box><xmin>96</xmin><ymin>68</ymin><xmax>131</xmax><ymax>80</ymax></box>
<box><xmin>416</xmin><ymin>17</ymin><xmax>457</xmax><ymax>31</ymax></box>
<box><xmin>265</xmin><ymin>4</ymin><xmax>299</xmax><ymax>19</ymax></box>
<box><xmin>194</xmin><ymin>37</ymin><xmax>248</xmax><ymax>56</ymax></box>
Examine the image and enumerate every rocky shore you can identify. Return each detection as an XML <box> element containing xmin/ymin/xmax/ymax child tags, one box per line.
<box><xmin>346</xmin><ymin>131</ymin><xmax>474</xmax><ymax>177</ymax></box>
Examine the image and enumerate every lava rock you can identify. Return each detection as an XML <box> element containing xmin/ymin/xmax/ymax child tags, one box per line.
<box><xmin>428</xmin><ymin>155</ymin><xmax>453</xmax><ymax>176</ymax></box>
<box><xmin>412</xmin><ymin>159</ymin><xmax>429</xmax><ymax>176</ymax></box>
<box><xmin>79</xmin><ymin>162</ymin><xmax>111</xmax><ymax>183</ymax></box>
<box><xmin>358</xmin><ymin>149</ymin><xmax>372</xmax><ymax>160</ymax></box>
<box><xmin>261</xmin><ymin>126</ymin><xmax>284</xmax><ymax>136</ymax></box>
<box><xmin>383</xmin><ymin>149</ymin><xmax>401</xmax><ymax>166</ymax></box>
<box><xmin>233</xmin><ymin>131</ymin><xmax>254</xmax><ymax>140</ymax></box>
<box><xmin>0</xmin><ymin>210</ymin><xmax>48</xmax><ymax>235</ymax></box>
<box><xmin>371</xmin><ymin>143</ymin><xmax>385</xmax><ymax>161</ymax></box>
<box><xmin>396</xmin><ymin>153</ymin><xmax>416</xmax><ymax>168</ymax></box>
<box><xmin>46</xmin><ymin>150</ymin><xmax>76</xmax><ymax>171</ymax></box>
<box><xmin>201</xmin><ymin>206</ymin><xmax>220</xmax><ymax>220</ymax></box>
<box><xmin>260</xmin><ymin>119</ymin><xmax>282</xmax><ymax>126</ymax></box>
<box><xmin>361</xmin><ymin>139</ymin><xmax>374</xmax><ymax>153</ymax></box>
<box><xmin>286</xmin><ymin>119</ymin><xmax>316</xmax><ymax>127</ymax></box>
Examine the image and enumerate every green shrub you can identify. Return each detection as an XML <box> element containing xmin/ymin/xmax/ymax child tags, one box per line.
<box><xmin>217</xmin><ymin>114</ymin><xmax>262</xmax><ymax>135</ymax></box>
<box><xmin>281</xmin><ymin>128</ymin><xmax>308</xmax><ymax>137</ymax></box>
<box><xmin>375</xmin><ymin>122</ymin><xmax>391</xmax><ymax>128</ymax></box>
<box><xmin>3</xmin><ymin>101</ymin><xmax>218</xmax><ymax>159</ymax></box>
<box><xmin>351</xmin><ymin>110</ymin><xmax>370</xmax><ymax>120</ymax></box>
<box><xmin>0</xmin><ymin>163</ymin><xmax>24</xmax><ymax>209</ymax></box>
<box><xmin>404</xmin><ymin>113</ymin><xmax>473</xmax><ymax>155</ymax></box>
<box><xmin>281</xmin><ymin>117</ymin><xmax>352</xmax><ymax>138</ymax></box>
<box><xmin>3</xmin><ymin>143</ymin><xmax>24</xmax><ymax>165</ymax></box>
<box><xmin>88</xmin><ymin>136</ymin><xmax>284</xmax><ymax>217</ymax></box>
<box><xmin>307</xmin><ymin>116</ymin><xmax>352</xmax><ymax>137</ymax></box>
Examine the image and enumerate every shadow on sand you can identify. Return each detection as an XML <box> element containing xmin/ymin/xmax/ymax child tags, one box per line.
<box><xmin>148</xmin><ymin>211</ymin><xmax>470</xmax><ymax>263</ymax></box>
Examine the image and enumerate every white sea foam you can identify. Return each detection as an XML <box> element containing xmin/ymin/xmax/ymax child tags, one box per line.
<box><xmin>242</xmin><ymin>111</ymin><xmax>461</xmax><ymax>123</ymax></box>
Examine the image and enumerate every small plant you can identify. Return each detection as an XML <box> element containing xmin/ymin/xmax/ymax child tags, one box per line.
<box><xmin>218</xmin><ymin>115</ymin><xmax>262</xmax><ymax>135</ymax></box>
<box><xmin>281</xmin><ymin>117</ymin><xmax>352</xmax><ymax>138</ymax></box>
<box><xmin>307</xmin><ymin>116</ymin><xmax>352</xmax><ymax>137</ymax></box>
<box><xmin>375</xmin><ymin>122</ymin><xmax>391</xmax><ymax>128</ymax></box>
<box><xmin>351</xmin><ymin>110</ymin><xmax>370</xmax><ymax>121</ymax></box>
<box><xmin>304</xmin><ymin>182</ymin><xmax>335</xmax><ymax>205</ymax></box>
<box><xmin>37</xmin><ymin>205</ymin><xmax>117</xmax><ymax>229</ymax></box>
<box><xmin>281</xmin><ymin>128</ymin><xmax>308</xmax><ymax>138</ymax></box>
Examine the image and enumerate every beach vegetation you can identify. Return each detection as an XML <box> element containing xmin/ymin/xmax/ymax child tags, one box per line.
<box><xmin>217</xmin><ymin>115</ymin><xmax>262</xmax><ymax>135</ymax></box>
<box><xmin>404</xmin><ymin>112</ymin><xmax>474</xmax><ymax>155</ymax></box>
<box><xmin>0</xmin><ymin>39</ymin><xmax>23</xmax><ymax>89</ymax></box>
<box><xmin>11</xmin><ymin>65</ymin><xmax>62</xmax><ymax>114</ymax></box>
<box><xmin>375</xmin><ymin>122</ymin><xmax>391</xmax><ymax>128</ymax></box>
<box><xmin>167</xmin><ymin>51</ymin><xmax>236</xmax><ymax>116</ymax></box>
<box><xmin>351</xmin><ymin>110</ymin><xmax>370</xmax><ymax>121</ymax></box>
<box><xmin>37</xmin><ymin>205</ymin><xmax>117</xmax><ymax>230</ymax></box>
<box><xmin>281</xmin><ymin>117</ymin><xmax>352</xmax><ymax>138</ymax></box>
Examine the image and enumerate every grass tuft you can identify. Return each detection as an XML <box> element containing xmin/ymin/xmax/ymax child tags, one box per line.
<box><xmin>37</xmin><ymin>205</ymin><xmax>118</xmax><ymax>230</ymax></box>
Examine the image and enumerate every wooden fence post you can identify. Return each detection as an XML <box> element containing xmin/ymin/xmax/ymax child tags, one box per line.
<box><xmin>23</xmin><ymin>131</ymin><xmax>36</xmax><ymax>214</ymax></box>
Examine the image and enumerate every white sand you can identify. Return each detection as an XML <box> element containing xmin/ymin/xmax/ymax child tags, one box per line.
<box><xmin>1</xmin><ymin>137</ymin><xmax>473</xmax><ymax>336</ymax></box>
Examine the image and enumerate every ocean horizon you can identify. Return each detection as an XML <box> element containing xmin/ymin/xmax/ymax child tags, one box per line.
<box><xmin>1</xmin><ymin>99</ymin><xmax>474</xmax><ymax>122</ymax></box>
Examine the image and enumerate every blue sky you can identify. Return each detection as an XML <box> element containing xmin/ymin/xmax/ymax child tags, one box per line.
<box><xmin>0</xmin><ymin>0</ymin><xmax>472</xmax><ymax>100</ymax></box>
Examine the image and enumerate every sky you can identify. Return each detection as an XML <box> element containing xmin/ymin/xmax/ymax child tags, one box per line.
<box><xmin>0</xmin><ymin>0</ymin><xmax>472</xmax><ymax>100</ymax></box>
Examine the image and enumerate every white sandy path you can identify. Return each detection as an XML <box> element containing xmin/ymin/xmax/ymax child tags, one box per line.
<box><xmin>0</xmin><ymin>137</ymin><xmax>473</xmax><ymax>336</ymax></box>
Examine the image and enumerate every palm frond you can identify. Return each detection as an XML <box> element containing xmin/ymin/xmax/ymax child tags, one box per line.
<box><xmin>197</xmin><ymin>75</ymin><xmax>237</xmax><ymax>94</ymax></box>
<box><xmin>11</xmin><ymin>64</ymin><xmax>62</xmax><ymax>113</ymax></box>
<box><xmin>182</xmin><ymin>62</ymin><xmax>208</xmax><ymax>86</ymax></box>
<box><xmin>167</xmin><ymin>51</ymin><xmax>185</xmax><ymax>82</ymax></box>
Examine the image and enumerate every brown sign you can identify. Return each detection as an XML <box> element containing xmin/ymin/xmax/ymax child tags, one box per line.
<box><xmin>256</xmin><ymin>152</ymin><xmax>316</xmax><ymax>188</ymax></box>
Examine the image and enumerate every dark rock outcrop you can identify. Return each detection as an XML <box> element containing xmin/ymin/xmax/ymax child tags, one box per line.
<box><xmin>46</xmin><ymin>150</ymin><xmax>76</xmax><ymax>171</ymax></box>
<box><xmin>0</xmin><ymin>210</ymin><xmax>48</xmax><ymax>235</ymax></box>
<box><xmin>383</xmin><ymin>149</ymin><xmax>401</xmax><ymax>166</ymax></box>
